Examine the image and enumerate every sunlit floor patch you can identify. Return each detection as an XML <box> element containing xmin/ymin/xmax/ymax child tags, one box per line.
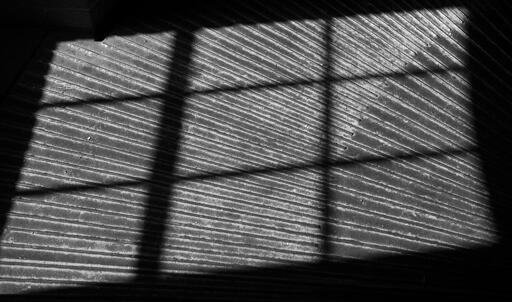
<box><xmin>0</xmin><ymin>3</ymin><xmax>499</xmax><ymax>294</ymax></box>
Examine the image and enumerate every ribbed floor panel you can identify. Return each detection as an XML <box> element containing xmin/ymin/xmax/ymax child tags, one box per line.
<box><xmin>1</xmin><ymin>0</ymin><xmax>511</xmax><ymax>299</ymax></box>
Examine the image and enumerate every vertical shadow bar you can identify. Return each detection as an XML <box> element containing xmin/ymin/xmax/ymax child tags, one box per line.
<box><xmin>319</xmin><ymin>17</ymin><xmax>335</xmax><ymax>262</ymax></box>
<box><xmin>135</xmin><ymin>26</ymin><xmax>196</xmax><ymax>279</ymax></box>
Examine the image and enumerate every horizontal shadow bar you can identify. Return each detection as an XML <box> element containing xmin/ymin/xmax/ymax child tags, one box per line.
<box><xmin>37</xmin><ymin>65</ymin><xmax>465</xmax><ymax>109</ymax></box>
<box><xmin>15</xmin><ymin>145</ymin><xmax>477</xmax><ymax>197</ymax></box>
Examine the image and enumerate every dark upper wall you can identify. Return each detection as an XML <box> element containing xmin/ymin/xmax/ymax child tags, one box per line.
<box><xmin>0</xmin><ymin>1</ymin><xmax>116</xmax><ymax>30</ymax></box>
<box><xmin>0</xmin><ymin>1</ymin><xmax>116</xmax><ymax>99</ymax></box>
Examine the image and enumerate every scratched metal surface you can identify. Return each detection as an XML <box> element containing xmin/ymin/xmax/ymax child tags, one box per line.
<box><xmin>0</xmin><ymin>1</ymin><xmax>501</xmax><ymax>298</ymax></box>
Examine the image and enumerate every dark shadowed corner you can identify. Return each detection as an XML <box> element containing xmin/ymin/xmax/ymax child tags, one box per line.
<box><xmin>0</xmin><ymin>32</ymin><xmax>52</xmax><ymax>238</ymax></box>
<box><xmin>466</xmin><ymin>1</ymin><xmax>512</xmax><ymax>291</ymax></box>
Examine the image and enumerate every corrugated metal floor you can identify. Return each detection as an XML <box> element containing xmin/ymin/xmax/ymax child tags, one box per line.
<box><xmin>1</xmin><ymin>0</ymin><xmax>512</xmax><ymax>300</ymax></box>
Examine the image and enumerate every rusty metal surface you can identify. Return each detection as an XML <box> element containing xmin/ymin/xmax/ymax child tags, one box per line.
<box><xmin>0</xmin><ymin>0</ymin><xmax>510</xmax><ymax>299</ymax></box>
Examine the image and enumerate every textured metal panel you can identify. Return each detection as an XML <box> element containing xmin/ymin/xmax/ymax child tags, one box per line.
<box><xmin>0</xmin><ymin>0</ymin><xmax>508</xmax><ymax>299</ymax></box>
